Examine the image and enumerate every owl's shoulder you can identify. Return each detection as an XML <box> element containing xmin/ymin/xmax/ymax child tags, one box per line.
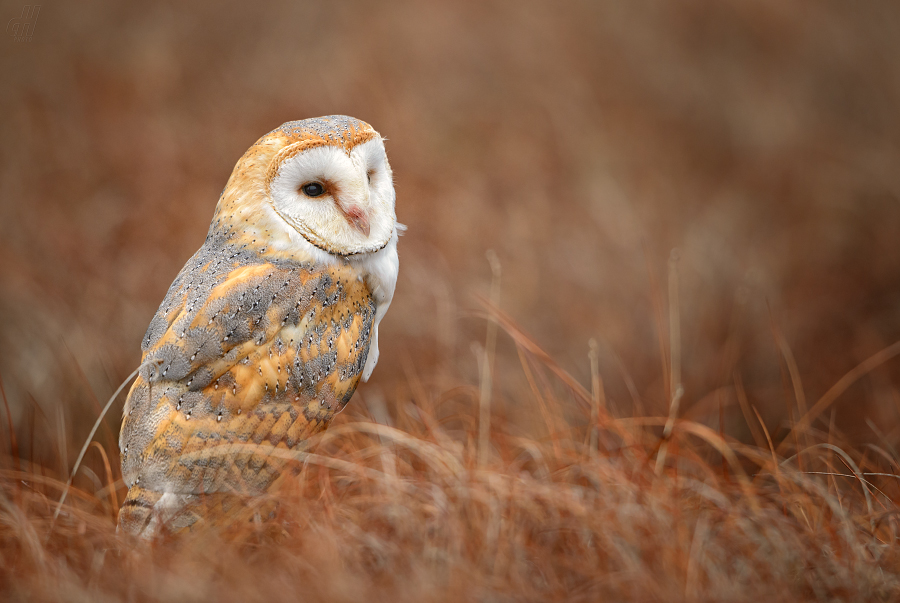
<box><xmin>139</xmin><ymin>239</ymin><xmax>372</xmax><ymax>382</ymax></box>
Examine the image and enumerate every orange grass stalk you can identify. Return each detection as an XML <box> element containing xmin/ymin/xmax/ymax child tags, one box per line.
<box><xmin>3</xmin><ymin>316</ymin><xmax>900</xmax><ymax>602</ymax></box>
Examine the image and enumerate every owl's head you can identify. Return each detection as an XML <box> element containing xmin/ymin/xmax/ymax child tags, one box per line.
<box><xmin>217</xmin><ymin>116</ymin><xmax>397</xmax><ymax>258</ymax></box>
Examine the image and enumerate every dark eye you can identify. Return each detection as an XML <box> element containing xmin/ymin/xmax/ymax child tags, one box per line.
<box><xmin>367</xmin><ymin>170</ymin><xmax>375</xmax><ymax>184</ymax></box>
<box><xmin>301</xmin><ymin>182</ymin><xmax>325</xmax><ymax>197</ymax></box>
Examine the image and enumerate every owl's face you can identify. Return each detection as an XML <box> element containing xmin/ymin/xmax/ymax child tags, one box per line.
<box><xmin>265</xmin><ymin>120</ymin><xmax>395</xmax><ymax>257</ymax></box>
<box><xmin>213</xmin><ymin>116</ymin><xmax>398</xmax><ymax>260</ymax></box>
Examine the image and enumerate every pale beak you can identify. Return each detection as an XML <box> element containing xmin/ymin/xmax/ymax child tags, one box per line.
<box><xmin>340</xmin><ymin>204</ymin><xmax>370</xmax><ymax>237</ymax></box>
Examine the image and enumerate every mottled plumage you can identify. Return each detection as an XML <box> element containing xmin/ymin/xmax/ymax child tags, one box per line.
<box><xmin>118</xmin><ymin>116</ymin><xmax>400</xmax><ymax>536</ymax></box>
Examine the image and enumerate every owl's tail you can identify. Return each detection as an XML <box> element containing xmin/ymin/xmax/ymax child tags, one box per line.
<box><xmin>117</xmin><ymin>486</ymin><xmax>164</xmax><ymax>537</ymax></box>
<box><xmin>118</xmin><ymin>485</ymin><xmax>280</xmax><ymax>538</ymax></box>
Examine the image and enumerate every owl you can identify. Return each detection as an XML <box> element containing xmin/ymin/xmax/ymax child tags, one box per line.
<box><xmin>117</xmin><ymin>116</ymin><xmax>400</xmax><ymax>537</ymax></box>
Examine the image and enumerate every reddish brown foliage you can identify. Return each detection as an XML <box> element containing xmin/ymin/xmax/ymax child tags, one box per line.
<box><xmin>2</xmin><ymin>1</ymin><xmax>900</xmax><ymax>600</ymax></box>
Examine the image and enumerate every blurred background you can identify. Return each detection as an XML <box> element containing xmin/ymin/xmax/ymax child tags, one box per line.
<box><xmin>2</xmin><ymin>0</ymin><xmax>900</xmax><ymax>465</ymax></box>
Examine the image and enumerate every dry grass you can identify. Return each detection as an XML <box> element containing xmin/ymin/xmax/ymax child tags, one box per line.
<box><xmin>3</xmin><ymin>307</ymin><xmax>900</xmax><ymax>601</ymax></box>
<box><xmin>3</xmin><ymin>0</ymin><xmax>900</xmax><ymax>600</ymax></box>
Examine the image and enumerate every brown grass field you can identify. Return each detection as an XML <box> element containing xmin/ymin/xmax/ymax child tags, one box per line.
<box><xmin>2</xmin><ymin>1</ymin><xmax>900</xmax><ymax>600</ymax></box>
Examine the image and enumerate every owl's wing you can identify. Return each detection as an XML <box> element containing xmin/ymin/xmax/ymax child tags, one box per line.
<box><xmin>119</xmin><ymin>241</ymin><xmax>375</xmax><ymax>530</ymax></box>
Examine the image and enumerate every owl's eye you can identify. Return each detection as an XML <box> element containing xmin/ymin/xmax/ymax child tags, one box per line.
<box><xmin>301</xmin><ymin>182</ymin><xmax>326</xmax><ymax>197</ymax></box>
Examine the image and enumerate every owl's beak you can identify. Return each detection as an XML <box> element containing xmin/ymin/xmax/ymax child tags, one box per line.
<box><xmin>340</xmin><ymin>204</ymin><xmax>370</xmax><ymax>237</ymax></box>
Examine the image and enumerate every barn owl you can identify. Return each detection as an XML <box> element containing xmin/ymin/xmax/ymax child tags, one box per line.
<box><xmin>118</xmin><ymin>116</ymin><xmax>400</xmax><ymax>537</ymax></box>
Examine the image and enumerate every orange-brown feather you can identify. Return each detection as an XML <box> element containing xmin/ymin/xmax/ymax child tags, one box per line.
<box><xmin>118</xmin><ymin>236</ymin><xmax>375</xmax><ymax>535</ymax></box>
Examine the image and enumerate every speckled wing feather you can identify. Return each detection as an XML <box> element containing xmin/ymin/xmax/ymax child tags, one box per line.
<box><xmin>118</xmin><ymin>234</ymin><xmax>375</xmax><ymax>535</ymax></box>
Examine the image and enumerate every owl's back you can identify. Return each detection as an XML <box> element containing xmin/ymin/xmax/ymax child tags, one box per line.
<box><xmin>118</xmin><ymin>235</ymin><xmax>375</xmax><ymax>536</ymax></box>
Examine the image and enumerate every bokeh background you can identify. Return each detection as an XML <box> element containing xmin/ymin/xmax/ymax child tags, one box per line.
<box><xmin>2</xmin><ymin>0</ymin><xmax>900</xmax><ymax>463</ymax></box>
